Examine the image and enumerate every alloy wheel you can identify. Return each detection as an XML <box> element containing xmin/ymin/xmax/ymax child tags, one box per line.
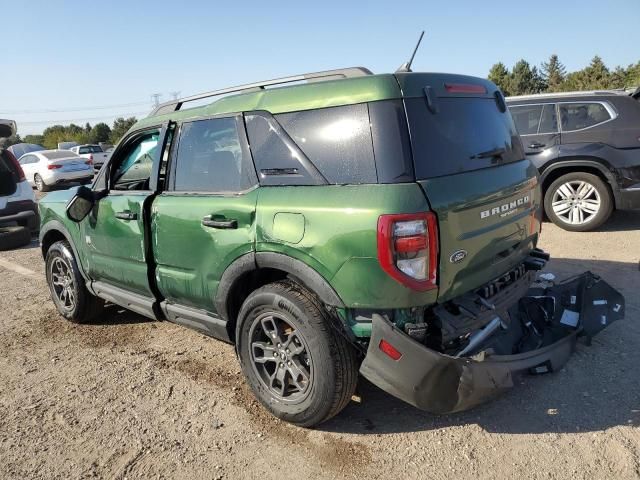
<box><xmin>35</xmin><ymin>174</ymin><xmax>43</xmax><ymax>191</ymax></box>
<box><xmin>551</xmin><ymin>180</ymin><xmax>601</xmax><ymax>225</ymax></box>
<box><xmin>248</xmin><ymin>312</ymin><xmax>313</xmax><ymax>402</ymax></box>
<box><xmin>50</xmin><ymin>257</ymin><xmax>76</xmax><ymax>312</ymax></box>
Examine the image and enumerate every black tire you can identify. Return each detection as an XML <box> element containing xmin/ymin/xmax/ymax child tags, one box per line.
<box><xmin>45</xmin><ymin>240</ymin><xmax>104</xmax><ymax>323</ymax></box>
<box><xmin>236</xmin><ymin>280</ymin><xmax>358</xmax><ymax>427</ymax></box>
<box><xmin>34</xmin><ymin>173</ymin><xmax>49</xmax><ymax>192</ymax></box>
<box><xmin>544</xmin><ymin>172</ymin><xmax>613</xmax><ymax>232</ymax></box>
<box><xmin>0</xmin><ymin>226</ymin><xmax>31</xmax><ymax>251</ymax></box>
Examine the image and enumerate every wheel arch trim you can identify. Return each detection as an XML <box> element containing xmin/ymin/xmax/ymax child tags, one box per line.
<box><xmin>540</xmin><ymin>159</ymin><xmax>619</xmax><ymax>206</ymax></box>
<box><xmin>39</xmin><ymin>220</ymin><xmax>91</xmax><ymax>283</ymax></box>
<box><xmin>214</xmin><ymin>251</ymin><xmax>345</xmax><ymax>324</ymax></box>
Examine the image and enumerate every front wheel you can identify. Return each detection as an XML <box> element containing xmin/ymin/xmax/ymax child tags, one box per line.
<box><xmin>236</xmin><ymin>281</ymin><xmax>358</xmax><ymax>427</ymax></box>
<box><xmin>45</xmin><ymin>240</ymin><xmax>104</xmax><ymax>323</ymax></box>
<box><xmin>544</xmin><ymin>172</ymin><xmax>613</xmax><ymax>232</ymax></box>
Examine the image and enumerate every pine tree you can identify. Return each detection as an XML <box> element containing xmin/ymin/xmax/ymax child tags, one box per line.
<box><xmin>540</xmin><ymin>54</ymin><xmax>566</xmax><ymax>92</ymax></box>
<box><xmin>583</xmin><ymin>56</ymin><xmax>611</xmax><ymax>89</ymax></box>
<box><xmin>488</xmin><ymin>62</ymin><xmax>511</xmax><ymax>96</ymax></box>
<box><xmin>509</xmin><ymin>60</ymin><xmax>537</xmax><ymax>96</ymax></box>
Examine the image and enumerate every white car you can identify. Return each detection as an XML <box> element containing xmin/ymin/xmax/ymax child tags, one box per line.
<box><xmin>18</xmin><ymin>150</ymin><xmax>93</xmax><ymax>192</ymax></box>
<box><xmin>69</xmin><ymin>144</ymin><xmax>110</xmax><ymax>171</ymax></box>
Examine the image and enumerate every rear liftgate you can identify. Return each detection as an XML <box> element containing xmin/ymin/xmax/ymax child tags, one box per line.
<box><xmin>360</xmin><ymin>254</ymin><xmax>625</xmax><ymax>414</ymax></box>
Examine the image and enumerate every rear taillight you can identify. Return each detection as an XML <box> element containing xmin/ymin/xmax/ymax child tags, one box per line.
<box><xmin>85</xmin><ymin>160</ymin><xmax>93</xmax><ymax>165</ymax></box>
<box><xmin>89</xmin><ymin>154</ymin><xmax>93</xmax><ymax>161</ymax></box>
<box><xmin>47</xmin><ymin>164</ymin><xmax>62</xmax><ymax>170</ymax></box>
<box><xmin>3</xmin><ymin>150</ymin><xmax>25</xmax><ymax>182</ymax></box>
<box><xmin>377</xmin><ymin>212</ymin><xmax>438</xmax><ymax>291</ymax></box>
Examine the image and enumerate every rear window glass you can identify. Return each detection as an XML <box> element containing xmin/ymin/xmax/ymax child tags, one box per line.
<box><xmin>405</xmin><ymin>97</ymin><xmax>525</xmax><ymax>178</ymax></box>
<box><xmin>559</xmin><ymin>102</ymin><xmax>612</xmax><ymax>131</ymax></box>
<box><xmin>275</xmin><ymin>104</ymin><xmax>377</xmax><ymax>184</ymax></box>
<box><xmin>42</xmin><ymin>151</ymin><xmax>79</xmax><ymax>160</ymax></box>
<box><xmin>79</xmin><ymin>145</ymin><xmax>103</xmax><ymax>154</ymax></box>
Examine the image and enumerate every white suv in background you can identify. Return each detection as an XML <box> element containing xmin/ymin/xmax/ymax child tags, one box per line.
<box><xmin>1</xmin><ymin>120</ymin><xmax>38</xmax><ymax>249</ymax></box>
<box><xmin>18</xmin><ymin>150</ymin><xmax>93</xmax><ymax>192</ymax></box>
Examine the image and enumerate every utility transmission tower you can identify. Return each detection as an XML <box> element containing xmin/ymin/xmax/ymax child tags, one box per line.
<box><xmin>151</xmin><ymin>93</ymin><xmax>162</xmax><ymax>108</ymax></box>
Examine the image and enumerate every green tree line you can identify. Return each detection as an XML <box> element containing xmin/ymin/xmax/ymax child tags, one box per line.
<box><xmin>4</xmin><ymin>116</ymin><xmax>138</xmax><ymax>149</ymax></box>
<box><xmin>489</xmin><ymin>55</ymin><xmax>640</xmax><ymax>96</ymax></box>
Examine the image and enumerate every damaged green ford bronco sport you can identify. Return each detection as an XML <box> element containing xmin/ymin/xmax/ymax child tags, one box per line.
<box><xmin>39</xmin><ymin>67</ymin><xmax>625</xmax><ymax>427</ymax></box>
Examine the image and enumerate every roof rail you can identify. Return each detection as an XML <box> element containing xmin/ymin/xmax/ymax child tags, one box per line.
<box><xmin>506</xmin><ymin>89</ymin><xmax>629</xmax><ymax>101</ymax></box>
<box><xmin>149</xmin><ymin>67</ymin><xmax>373</xmax><ymax>117</ymax></box>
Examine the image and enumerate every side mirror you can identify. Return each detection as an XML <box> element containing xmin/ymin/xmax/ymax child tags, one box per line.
<box><xmin>66</xmin><ymin>186</ymin><xmax>96</xmax><ymax>222</ymax></box>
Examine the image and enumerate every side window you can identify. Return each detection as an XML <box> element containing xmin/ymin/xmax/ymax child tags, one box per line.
<box><xmin>510</xmin><ymin>105</ymin><xmax>543</xmax><ymax>135</ymax></box>
<box><xmin>173</xmin><ymin>117</ymin><xmax>256</xmax><ymax>192</ymax></box>
<box><xmin>275</xmin><ymin>104</ymin><xmax>377</xmax><ymax>184</ymax></box>
<box><xmin>538</xmin><ymin>104</ymin><xmax>558</xmax><ymax>133</ymax></box>
<box><xmin>112</xmin><ymin>131</ymin><xmax>160</xmax><ymax>191</ymax></box>
<box><xmin>245</xmin><ymin>112</ymin><xmax>326</xmax><ymax>186</ymax></box>
<box><xmin>560</xmin><ymin>103</ymin><xmax>612</xmax><ymax>131</ymax></box>
<box><xmin>18</xmin><ymin>155</ymin><xmax>30</xmax><ymax>165</ymax></box>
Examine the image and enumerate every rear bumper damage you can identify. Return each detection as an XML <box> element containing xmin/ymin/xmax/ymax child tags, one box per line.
<box><xmin>359</xmin><ymin>271</ymin><xmax>625</xmax><ymax>414</ymax></box>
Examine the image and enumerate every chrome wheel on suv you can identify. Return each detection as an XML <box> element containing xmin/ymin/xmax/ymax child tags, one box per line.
<box><xmin>544</xmin><ymin>172</ymin><xmax>613</xmax><ymax>232</ymax></box>
<box><xmin>551</xmin><ymin>180</ymin><xmax>601</xmax><ymax>225</ymax></box>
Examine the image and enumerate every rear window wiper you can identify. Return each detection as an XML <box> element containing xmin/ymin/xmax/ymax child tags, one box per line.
<box><xmin>470</xmin><ymin>147</ymin><xmax>506</xmax><ymax>160</ymax></box>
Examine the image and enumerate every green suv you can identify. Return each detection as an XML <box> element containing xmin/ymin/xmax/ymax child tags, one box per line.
<box><xmin>39</xmin><ymin>67</ymin><xmax>624</xmax><ymax>426</ymax></box>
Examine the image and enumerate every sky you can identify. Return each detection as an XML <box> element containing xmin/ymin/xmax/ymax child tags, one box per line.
<box><xmin>1</xmin><ymin>0</ymin><xmax>638</xmax><ymax>136</ymax></box>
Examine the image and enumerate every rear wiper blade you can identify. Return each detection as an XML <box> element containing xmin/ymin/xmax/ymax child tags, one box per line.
<box><xmin>470</xmin><ymin>147</ymin><xmax>506</xmax><ymax>160</ymax></box>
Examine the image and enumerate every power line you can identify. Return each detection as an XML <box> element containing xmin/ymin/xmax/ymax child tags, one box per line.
<box><xmin>18</xmin><ymin>111</ymin><xmax>150</xmax><ymax>126</ymax></box>
<box><xmin>0</xmin><ymin>101</ymin><xmax>151</xmax><ymax>115</ymax></box>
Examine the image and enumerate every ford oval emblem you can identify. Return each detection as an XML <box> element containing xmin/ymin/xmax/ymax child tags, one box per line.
<box><xmin>449</xmin><ymin>250</ymin><xmax>468</xmax><ymax>264</ymax></box>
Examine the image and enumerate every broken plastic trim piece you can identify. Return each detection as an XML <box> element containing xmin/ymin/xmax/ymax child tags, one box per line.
<box><xmin>359</xmin><ymin>272</ymin><xmax>625</xmax><ymax>414</ymax></box>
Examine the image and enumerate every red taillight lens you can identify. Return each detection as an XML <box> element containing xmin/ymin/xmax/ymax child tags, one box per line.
<box><xmin>47</xmin><ymin>164</ymin><xmax>62</xmax><ymax>170</ymax></box>
<box><xmin>379</xmin><ymin>339</ymin><xmax>402</xmax><ymax>360</ymax></box>
<box><xmin>377</xmin><ymin>212</ymin><xmax>438</xmax><ymax>291</ymax></box>
<box><xmin>444</xmin><ymin>83</ymin><xmax>487</xmax><ymax>94</ymax></box>
<box><xmin>3</xmin><ymin>150</ymin><xmax>26</xmax><ymax>182</ymax></box>
<box><xmin>89</xmin><ymin>154</ymin><xmax>93</xmax><ymax>161</ymax></box>
<box><xmin>85</xmin><ymin>160</ymin><xmax>93</xmax><ymax>165</ymax></box>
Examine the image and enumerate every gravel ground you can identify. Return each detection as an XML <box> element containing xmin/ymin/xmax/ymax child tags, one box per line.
<box><xmin>0</xmin><ymin>205</ymin><xmax>639</xmax><ymax>480</ymax></box>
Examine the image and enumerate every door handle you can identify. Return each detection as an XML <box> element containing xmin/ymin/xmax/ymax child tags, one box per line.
<box><xmin>528</xmin><ymin>142</ymin><xmax>546</xmax><ymax>149</ymax></box>
<box><xmin>115</xmin><ymin>211</ymin><xmax>137</xmax><ymax>221</ymax></box>
<box><xmin>202</xmin><ymin>215</ymin><xmax>238</xmax><ymax>229</ymax></box>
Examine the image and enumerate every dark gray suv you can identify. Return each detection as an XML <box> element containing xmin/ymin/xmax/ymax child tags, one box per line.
<box><xmin>507</xmin><ymin>89</ymin><xmax>640</xmax><ymax>231</ymax></box>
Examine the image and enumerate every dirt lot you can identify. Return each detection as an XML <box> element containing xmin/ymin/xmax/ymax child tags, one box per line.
<box><xmin>1</xmin><ymin>209</ymin><xmax>639</xmax><ymax>480</ymax></box>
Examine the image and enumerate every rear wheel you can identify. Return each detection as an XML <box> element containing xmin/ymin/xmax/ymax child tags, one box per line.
<box><xmin>544</xmin><ymin>172</ymin><xmax>612</xmax><ymax>232</ymax></box>
<box><xmin>45</xmin><ymin>240</ymin><xmax>104</xmax><ymax>323</ymax></box>
<box><xmin>236</xmin><ymin>280</ymin><xmax>358</xmax><ymax>427</ymax></box>
<box><xmin>34</xmin><ymin>173</ymin><xmax>49</xmax><ymax>192</ymax></box>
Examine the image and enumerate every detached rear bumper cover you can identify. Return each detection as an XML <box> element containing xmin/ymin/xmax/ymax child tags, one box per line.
<box><xmin>360</xmin><ymin>272</ymin><xmax>625</xmax><ymax>414</ymax></box>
